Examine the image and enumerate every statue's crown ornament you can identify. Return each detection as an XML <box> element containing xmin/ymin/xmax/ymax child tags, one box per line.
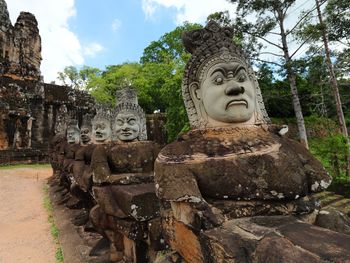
<box><xmin>81</xmin><ymin>113</ymin><xmax>93</xmax><ymax>129</ymax></box>
<box><xmin>92</xmin><ymin>104</ymin><xmax>111</xmax><ymax>123</ymax></box>
<box><xmin>67</xmin><ymin>119</ymin><xmax>80</xmax><ymax>132</ymax></box>
<box><xmin>182</xmin><ymin>20</ymin><xmax>235</xmax><ymax>55</ymax></box>
<box><xmin>113</xmin><ymin>87</ymin><xmax>147</xmax><ymax>141</ymax></box>
<box><xmin>181</xmin><ymin>20</ymin><xmax>270</xmax><ymax>128</ymax></box>
<box><xmin>116</xmin><ymin>87</ymin><xmax>138</xmax><ymax>105</ymax></box>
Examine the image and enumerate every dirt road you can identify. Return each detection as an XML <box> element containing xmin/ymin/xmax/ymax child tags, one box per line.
<box><xmin>0</xmin><ymin>167</ymin><xmax>57</xmax><ymax>263</ymax></box>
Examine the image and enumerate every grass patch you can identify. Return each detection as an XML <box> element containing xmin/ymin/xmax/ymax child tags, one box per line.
<box><xmin>0</xmin><ymin>163</ymin><xmax>51</xmax><ymax>170</ymax></box>
<box><xmin>55</xmin><ymin>248</ymin><xmax>64</xmax><ymax>262</ymax></box>
<box><xmin>43</xmin><ymin>185</ymin><xmax>64</xmax><ymax>262</ymax></box>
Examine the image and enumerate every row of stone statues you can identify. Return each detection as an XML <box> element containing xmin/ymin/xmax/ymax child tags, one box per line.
<box><xmin>49</xmin><ymin>87</ymin><xmax>162</xmax><ymax>262</ymax></box>
<box><xmin>49</xmin><ymin>21</ymin><xmax>350</xmax><ymax>263</ymax></box>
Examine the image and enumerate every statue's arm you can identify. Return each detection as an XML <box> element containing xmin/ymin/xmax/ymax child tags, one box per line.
<box><xmin>155</xmin><ymin>158</ymin><xmax>223</xmax><ymax>230</ymax></box>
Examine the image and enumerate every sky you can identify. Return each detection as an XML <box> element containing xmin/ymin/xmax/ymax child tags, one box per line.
<box><xmin>6</xmin><ymin>0</ymin><xmax>238</xmax><ymax>83</ymax></box>
<box><xmin>6</xmin><ymin>0</ymin><xmax>326</xmax><ymax>83</ymax></box>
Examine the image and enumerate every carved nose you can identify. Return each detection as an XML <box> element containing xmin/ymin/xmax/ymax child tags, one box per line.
<box><xmin>225</xmin><ymin>83</ymin><xmax>245</xmax><ymax>96</ymax></box>
<box><xmin>122</xmin><ymin>124</ymin><xmax>130</xmax><ymax>130</ymax></box>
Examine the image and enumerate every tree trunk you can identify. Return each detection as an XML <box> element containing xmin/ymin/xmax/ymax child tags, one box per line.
<box><xmin>315</xmin><ymin>0</ymin><xmax>350</xmax><ymax>176</ymax></box>
<box><xmin>278</xmin><ymin>10</ymin><xmax>309</xmax><ymax>149</ymax></box>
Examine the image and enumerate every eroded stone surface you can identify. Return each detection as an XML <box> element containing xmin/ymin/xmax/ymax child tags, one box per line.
<box><xmin>156</xmin><ymin>126</ymin><xmax>330</xmax><ymax>203</ymax></box>
<box><xmin>154</xmin><ymin>20</ymin><xmax>336</xmax><ymax>263</ymax></box>
<box><xmin>0</xmin><ymin>0</ymin><xmax>41</xmax><ymax>80</ymax></box>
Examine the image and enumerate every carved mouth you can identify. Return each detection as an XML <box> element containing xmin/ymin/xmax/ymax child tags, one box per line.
<box><xmin>226</xmin><ymin>99</ymin><xmax>248</xmax><ymax>109</ymax></box>
<box><xmin>121</xmin><ymin>132</ymin><xmax>132</xmax><ymax>136</ymax></box>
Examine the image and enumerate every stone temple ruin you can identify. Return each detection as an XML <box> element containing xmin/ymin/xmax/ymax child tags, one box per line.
<box><xmin>0</xmin><ymin>0</ymin><xmax>166</xmax><ymax>164</ymax></box>
<box><xmin>0</xmin><ymin>0</ymin><xmax>95</xmax><ymax>164</ymax></box>
<box><xmin>48</xmin><ymin>21</ymin><xmax>350</xmax><ymax>263</ymax></box>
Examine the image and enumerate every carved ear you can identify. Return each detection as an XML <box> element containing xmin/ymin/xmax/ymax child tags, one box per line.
<box><xmin>189</xmin><ymin>82</ymin><xmax>201</xmax><ymax>101</ymax></box>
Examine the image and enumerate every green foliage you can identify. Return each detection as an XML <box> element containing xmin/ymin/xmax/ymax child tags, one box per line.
<box><xmin>55</xmin><ymin>248</ymin><xmax>64</xmax><ymax>262</ymax></box>
<box><xmin>57</xmin><ymin>65</ymin><xmax>101</xmax><ymax>89</ymax></box>
<box><xmin>326</xmin><ymin>0</ymin><xmax>350</xmax><ymax>45</ymax></box>
<box><xmin>43</xmin><ymin>185</ymin><xmax>64</xmax><ymax>263</ymax></box>
<box><xmin>309</xmin><ymin>135</ymin><xmax>349</xmax><ymax>177</ymax></box>
<box><xmin>335</xmin><ymin>49</ymin><xmax>350</xmax><ymax>78</ymax></box>
<box><xmin>140</xmin><ymin>22</ymin><xmax>201</xmax><ymax>64</ymax></box>
<box><xmin>0</xmin><ymin>163</ymin><xmax>51</xmax><ymax>169</ymax></box>
<box><xmin>85</xmin><ymin>22</ymin><xmax>200</xmax><ymax>141</ymax></box>
<box><xmin>206</xmin><ymin>11</ymin><xmax>233</xmax><ymax>27</ymax></box>
<box><xmin>328</xmin><ymin>176</ymin><xmax>350</xmax><ymax>198</ymax></box>
<box><xmin>86</xmin><ymin>63</ymin><xmax>142</xmax><ymax>106</ymax></box>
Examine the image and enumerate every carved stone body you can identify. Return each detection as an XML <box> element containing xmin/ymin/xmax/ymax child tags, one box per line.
<box><xmin>90</xmin><ymin>88</ymin><xmax>163</xmax><ymax>262</ymax></box>
<box><xmin>90</xmin><ymin>141</ymin><xmax>161</xmax><ymax>262</ymax></box>
<box><xmin>156</xmin><ymin>126</ymin><xmax>330</xmax><ymax>203</ymax></box>
<box><xmin>153</xmin><ymin>21</ymin><xmax>349</xmax><ymax>263</ymax></box>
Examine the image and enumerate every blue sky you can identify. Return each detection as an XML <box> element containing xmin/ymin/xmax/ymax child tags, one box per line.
<box><xmin>7</xmin><ymin>0</ymin><xmax>237</xmax><ymax>83</ymax></box>
<box><xmin>7</xmin><ymin>0</ymin><xmax>332</xmax><ymax>84</ymax></box>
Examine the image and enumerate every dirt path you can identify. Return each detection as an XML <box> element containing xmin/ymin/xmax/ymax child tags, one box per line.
<box><xmin>0</xmin><ymin>167</ymin><xmax>57</xmax><ymax>263</ymax></box>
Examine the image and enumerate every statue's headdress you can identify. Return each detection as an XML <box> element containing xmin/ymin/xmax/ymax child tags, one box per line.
<box><xmin>182</xmin><ymin>20</ymin><xmax>270</xmax><ymax>128</ymax></box>
<box><xmin>92</xmin><ymin>104</ymin><xmax>111</xmax><ymax>124</ymax></box>
<box><xmin>81</xmin><ymin>113</ymin><xmax>93</xmax><ymax>130</ymax></box>
<box><xmin>67</xmin><ymin>119</ymin><xmax>80</xmax><ymax>133</ymax></box>
<box><xmin>113</xmin><ymin>87</ymin><xmax>147</xmax><ymax>141</ymax></box>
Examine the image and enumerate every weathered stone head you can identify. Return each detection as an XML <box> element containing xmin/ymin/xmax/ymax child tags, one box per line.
<box><xmin>66</xmin><ymin>119</ymin><xmax>80</xmax><ymax>144</ymax></box>
<box><xmin>80</xmin><ymin>113</ymin><xmax>92</xmax><ymax>145</ymax></box>
<box><xmin>113</xmin><ymin>87</ymin><xmax>147</xmax><ymax>141</ymax></box>
<box><xmin>92</xmin><ymin>106</ymin><xmax>112</xmax><ymax>144</ymax></box>
<box><xmin>182</xmin><ymin>21</ymin><xmax>270</xmax><ymax>128</ymax></box>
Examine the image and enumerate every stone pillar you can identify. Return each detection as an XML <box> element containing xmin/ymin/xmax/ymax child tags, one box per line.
<box><xmin>31</xmin><ymin>101</ymin><xmax>44</xmax><ymax>147</ymax></box>
<box><xmin>0</xmin><ymin>108</ymin><xmax>8</xmax><ymax>149</ymax></box>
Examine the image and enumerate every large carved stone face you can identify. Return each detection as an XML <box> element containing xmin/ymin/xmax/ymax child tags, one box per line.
<box><xmin>67</xmin><ymin>128</ymin><xmax>80</xmax><ymax>144</ymax></box>
<box><xmin>114</xmin><ymin>112</ymin><xmax>140</xmax><ymax>141</ymax></box>
<box><xmin>80</xmin><ymin>127</ymin><xmax>91</xmax><ymax>144</ymax></box>
<box><xmin>92</xmin><ymin>119</ymin><xmax>111</xmax><ymax>143</ymax></box>
<box><xmin>192</xmin><ymin>61</ymin><xmax>256</xmax><ymax>125</ymax></box>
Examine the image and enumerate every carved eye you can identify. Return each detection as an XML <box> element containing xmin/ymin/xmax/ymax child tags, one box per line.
<box><xmin>237</xmin><ymin>73</ymin><xmax>246</xmax><ymax>82</ymax></box>
<box><xmin>214</xmin><ymin>76</ymin><xmax>223</xmax><ymax>84</ymax></box>
<box><xmin>116</xmin><ymin>120</ymin><xmax>123</xmax><ymax>126</ymax></box>
<box><xmin>129</xmin><ymin>119</ymin><xmax>136</xmax><ymax>125</ymax></box>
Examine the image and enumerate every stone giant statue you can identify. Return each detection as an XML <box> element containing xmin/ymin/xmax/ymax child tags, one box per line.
<box><xmin>71</xmin><ymin>114</ymin><xmax>96</xmax><ymax>212</ymax></box>
<box><xmin>154</xmin><ymin>21</ymin><xmax>334</xmax><ymax>262</ymax></box>
<box><xmin>90</xmin><ymin>88</ymin><xmax>161</xmax><ymax>263</ymax></box>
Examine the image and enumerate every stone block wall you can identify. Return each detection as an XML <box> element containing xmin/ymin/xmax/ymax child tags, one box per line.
<box><xmin>0</xmin><ymin>76</ymin><xmax>95</xmax><ymax>164</ymax></box>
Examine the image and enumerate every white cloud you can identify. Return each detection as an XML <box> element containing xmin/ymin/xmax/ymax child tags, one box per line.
<box><xmin>141</xmin><ymin>0</ymin><xmax>237</xmax><ymax>24</ymax></box>
<box><xmin>83</xmin><ymin>42</ymin><xmax>104</xmax><ymax>57</ymax></box>
<box><xmin>112</xmin><ymin>19</ymin><xmax>122</xmax><ymax>32</ymax></box>
<box><xmin>141</xmin><ymin>0</ymin><xmax>340</xmax><ymax>68</ymax></box>
<box><xmin>6</xmin><ymin>0</ymin><xmax>84</xmax><ymax>82</ymax></box>
<box><xmin>142</xmin><ymin>0</ymin><xmax>158</xmax><ymax>19</ymax></box>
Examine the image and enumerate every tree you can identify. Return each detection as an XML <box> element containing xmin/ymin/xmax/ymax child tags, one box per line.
<box><xmin>140</xmin><ymin>22</ymin><xmax>201</xmax><ymax>64</ymax></box>
<box><xmin>57</xmin><ymin>65</ymin><xmax>101</xmax><ymax>89</ymax></box>
<box><xmin>325</xmin><ymin>0</ymin><xmax>350</xmax><ymax>47</ymax></box>
<box><xmin>140</xmin><ymin>22</ymin><xmax>202</xmax><ymax>141</ymax></box>
<box><xmin>206</xmin><ymin>11</ymin><xmax>263</xmax><ymax>61</ymax></box>
<box><xmin>86</xmin><ymin>63</ymin><xmax>142</xmax><ymax>106</ymax></box>
<box><xmin>315</xmin><ymin>0</ymin><xmax>348</xmax><ymax>138</ymax></box>
<box><xmin>57</xmin><ymin>66</ymin><xmax>80</xmax><ymax>88</ymax></box>
<box><xmin>229</xmin><ymin>0</ymin><xmax>319</xmax><ymax>148</ymax></box>
<box><xmin>296</xmin><ymin>0</ymin><xmax>350</xmax><ymax>175</ymax></box>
